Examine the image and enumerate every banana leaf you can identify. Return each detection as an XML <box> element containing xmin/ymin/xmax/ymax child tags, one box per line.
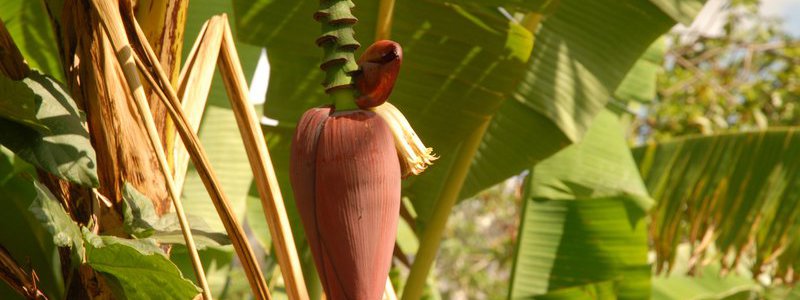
<box><xmin>633</xmin><ymin>128</ymin><xmax>800</xmax><ymax>278</ymax></box>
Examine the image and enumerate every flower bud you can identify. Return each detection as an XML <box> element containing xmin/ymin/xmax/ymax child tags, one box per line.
<box><xmin>290</xmin><ymin>107</ymin><xmax>400</xmax><ymax>300</ymax></box>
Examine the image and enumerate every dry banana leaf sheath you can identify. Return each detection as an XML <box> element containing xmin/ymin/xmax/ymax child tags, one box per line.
<box><xmin>290</xmin><ymin>108</ymin><xmax>401</xmax><ymax>300</ymax></box>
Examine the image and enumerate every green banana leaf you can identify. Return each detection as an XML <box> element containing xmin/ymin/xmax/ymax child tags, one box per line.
<box><xmin>231</xmin><ymin>0</ymin><xmax>705</xmax><ymax>228</ymax></box>
<box><xmin>83</xmin><ymin>233</ymin><xmax>201</xmax><ymax>300</ymax></box>
<box><xmin>0</xmin><ymin>0</ymin><xmax>63</xmax><ymax>81</ymax></box>
<box><xmin>0</xmin><ymin>148</ymin><xmax>65</xmax><ymax>299</ymax></box>
<box><xmin>765</xmin><ymin>284</ymin><xmax>800</xmax><ymax>300</ymax></box>
<box><xmin>632</xmin><ymin>128</ymin><xmax>800</xmax><ymax>279</ymax></box>
<box><xmin>0</xmin><ymin>71</ymin><xmax>98</xmax><ymax>187</ymax></box>
<box><xmin>509</xmin><ymin>110</ymin><xmax>652</xmax><ymax>299</ymax></box>
<box><xmin>653</xmin><ymin>273</ymin><xmax>759</xmax><ymax>300</ymax></box>
<box><xmin>461</xmin><ymin>0</ymin><xmax>676</xmax><ymax>203</ymax></box>
<box><xmin>170</xmin><ymin>245</ymin><xmax>248</xmax><ymax>299</ymax></box>
<box><xmin>614</xmin><ymin>38</ymin><xmax>665</xmax><ymax>104</ymax></box>
<box><xmin>652</xmin><ymin>246</ymin><xmax>762</xmax><ymax>300</ymax></box>
<box><xmin>529</xmin><ymin>281</ymin><xmax>618</xmax><ymax>300</ymax></box>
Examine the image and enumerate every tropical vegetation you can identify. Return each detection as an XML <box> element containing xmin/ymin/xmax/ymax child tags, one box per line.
<box><xmin>0</xmin><ymin>0</ymin><xmax>798</xmax><ymax>299</ymax></box>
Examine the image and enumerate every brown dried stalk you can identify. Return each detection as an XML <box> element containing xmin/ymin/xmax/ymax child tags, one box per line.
<box><xmin>217</xmin><ymin>16</ymin><xmax>309</xmax><ymax>300</ymax></box>
<box><xmin>168</xmin><ymin>13</ymin><xmax>310</xmax><ymax>300</ymax></box>
<box><xmin>0</xmin><ymin>19</ymin><xmax>30</xmax><ymax>80</ymax></box>
<box><xmin>129</xmin><ymin>20</ymin><xmax>274</xmax><ymax>300</ymax></box>
<box><xmin>172</xmin><ymin>17</ymin><xmax>223</xmax><ymax>192</ymax></box>
<box><xmin>131</xmin><ymin>6</ymin><xmax>305</xmax><ymax>300</ymax></box>
<box><xmin>55</xmin><ymin>0</ymin><xmax>172</xmax><ymax>226</ymax></box>
<box><xmin>0</xmin><ymin>246</ymin><xmax>47</xmax><ymax>300</ymax></box>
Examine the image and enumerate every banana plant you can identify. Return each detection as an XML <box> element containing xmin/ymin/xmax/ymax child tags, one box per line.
<box><xmin>0</xmin><ymin>0</ymin><xmax>720</xmax><ymax>299</ymax></box>
<box><xmin>231</xmin><ymin>0</ymin><xmax>706</xmax><ymax>298</ymax></box>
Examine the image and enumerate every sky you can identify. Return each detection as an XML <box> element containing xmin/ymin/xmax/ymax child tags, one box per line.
<box><xmin>762</xmin><ymin>0</ymin><xmax>800</xmax><ymax>36</ymax></box>
<box><xmin>675</xmin><ymin>0</ymin><xmax>800</xmax><ymax>40</ymax></box>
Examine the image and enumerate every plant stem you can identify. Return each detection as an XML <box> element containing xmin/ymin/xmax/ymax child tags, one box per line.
<box><xmin>401</xmin><ymin>118</ymin><xmax>492</xmax><ymax>300</ymax></box>
<box><xmin>331</xmin><ymin>88</ymin><xmax>358</xmax><ymax>111</ymax></box>
<box><xmin>402</xmin><ymin>13</ymin><xmax>544</xmax><ymax>298</ymax></box>
<box><xmin>316</xmin><ymin>0</ymin><xmax>360</xmax><ymax>109</ymax></box>
<box><xmin>506</xmin><ymin>173</ymin><xmax>533</xmax><ymax>298</ymax></box>
<box><xmin>375</xmin><ymin>0</ymin><xmax>396</xmax><ymax>40</ymax></box>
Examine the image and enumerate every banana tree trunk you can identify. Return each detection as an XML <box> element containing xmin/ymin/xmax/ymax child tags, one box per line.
<box><xmin>41</xmin><ymin>0</ymin><xmax>187</xmax><ymax>295</ymax></box>
<box><xmin>47</xmin><ymin>0</ymin><xmax>187</xmax><ymax>229</ymax></box>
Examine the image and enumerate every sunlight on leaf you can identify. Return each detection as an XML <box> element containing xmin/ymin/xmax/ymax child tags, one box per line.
<box><xmin>509</xmin><ymin>111</ymin><xmax>651</xmax><ymax>299</ymax></box>
<box><xmin>0</xmin><ymin>1</ymin><xmax>63</xmax><ymax>81</ymax></box>
<box><xmin>121</xmin><ymin>182</ymin><xmax>159</xmax><ymax>238</ymax></box>
<box><xmin>121</xmin><ymin>182</ymin><xmax>231</xmax><ymax>248</ymax></box>
<box><xmin>0</xmin><ymin>75</ymin><xmax>49</xmax><ymax>132</ymax></box>
<box><xmin>84</xmin><ymin>231</ymin><xmax>201</xmax><ymax>300</ymax></box>
<box><xmin>0</xmin><ymin>160</ymin><xmax>65</xmax><ymax>298</ymax></box>
<box><xmin>28</xmin><ymin>179</ymin><xmax>83</xmax><ymax>260</ymax></box>
<box><xmin>0</xmin><ymin>71</ymin><xmax>97</xmax><ymax>187</ymax></box>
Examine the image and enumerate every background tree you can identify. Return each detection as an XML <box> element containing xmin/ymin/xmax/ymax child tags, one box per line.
<box><xmin>635</xmin><ymin>0</ymin><xmax>799</xmax><ymax>141</ymax></box>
